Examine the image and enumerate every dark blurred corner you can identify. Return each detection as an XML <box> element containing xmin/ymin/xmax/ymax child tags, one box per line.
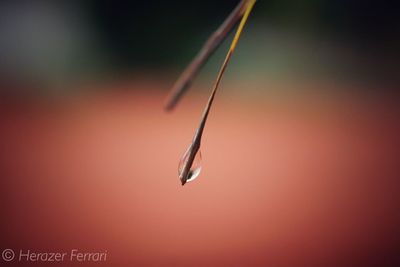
<box><xmin>0</xmin><ymin>0</ymin><xmax>399</xmax><ymax>96</ymax></box>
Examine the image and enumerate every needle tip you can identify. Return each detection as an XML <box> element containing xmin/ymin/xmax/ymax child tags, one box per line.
<box><xmin>164</xmin><ymin>103</ymin><xmax>174</xmax><ymax>112</ymax></box>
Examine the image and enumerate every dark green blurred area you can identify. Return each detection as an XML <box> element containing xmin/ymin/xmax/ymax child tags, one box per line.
<box><xmin>86</xmin><ymin>0</ymin><xmax>399</xmax><ymax>67</ymax></box>
<box><xmin>0</xmin><ymin>0</ymin><xmax>399</xmax><ymax>91</ymax></box>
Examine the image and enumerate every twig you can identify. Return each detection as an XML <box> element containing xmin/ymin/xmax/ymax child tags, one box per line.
<box><xmin>164</xmin><ymin>0</ymin><xmax>249</xmax><ymax>111</ymax></box>
<box><xmin>179</xmin><ymin>0</ymin><xmax>256</xmax><ymax>185</ymax></box>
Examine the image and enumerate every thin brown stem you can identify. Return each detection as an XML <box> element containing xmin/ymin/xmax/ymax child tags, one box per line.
<box><xmin>179</xmin><ymin>0</ymin><xmax>256</xmax><ymax>185</ymax></box>
<box><xmin>179</xmin><ymin>51</ymin><xmax>232</xmax><ymax>185</ymax></box>
<box><xmin>164</xmin><ymin>0</ymin><xmax>248</xmax><ymax>111</ymax></box>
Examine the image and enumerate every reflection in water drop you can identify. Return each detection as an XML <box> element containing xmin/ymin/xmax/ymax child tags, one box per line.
<box><xmin>178</xmin><ymin>148</ymin><xmax>202</xmax><ymax>184</ymax></box>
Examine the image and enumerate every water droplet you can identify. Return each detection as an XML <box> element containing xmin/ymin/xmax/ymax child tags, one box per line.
<box><xmin>178</xmin><ymin>148</ymin><xmax>202</xmax><ymax>184</ymax></box>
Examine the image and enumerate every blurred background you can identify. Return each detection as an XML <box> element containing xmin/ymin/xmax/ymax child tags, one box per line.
<box><xmin>0</xmin><ymin>0</ymin><xmax>399</xmax><ymax>92</ymax></box>
<box><xmin>1</xmin><ymin>0</ymin><xmax>399</xmax><ymax>266</ymax></box>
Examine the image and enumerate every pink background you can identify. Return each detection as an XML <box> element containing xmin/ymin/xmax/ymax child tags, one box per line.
<box><xmin>1</xmin><ymin>80</ymin><xmax>399</xmax><ymax>266</ymax></box>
